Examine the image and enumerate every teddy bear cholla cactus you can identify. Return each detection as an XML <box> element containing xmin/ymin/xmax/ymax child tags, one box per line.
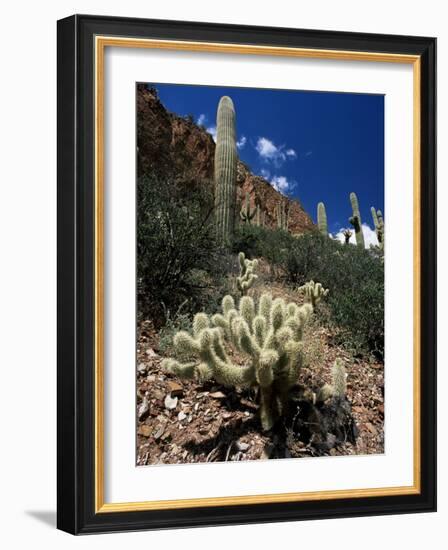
<box><xmin>237</xmin><ymin>251</ymin><xmax>258</xmax><ymax>296</ymax></box>
<box><xmin>162</xmin><ymin>279</ymin><xmax>329</xmax><ymax>431</ymax></box>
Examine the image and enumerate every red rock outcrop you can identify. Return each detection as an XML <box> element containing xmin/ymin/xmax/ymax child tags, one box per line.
<box><xmin>137</xmin><ymin>84</ymin><xmax>315</xmax><ymax>234</ymax></box>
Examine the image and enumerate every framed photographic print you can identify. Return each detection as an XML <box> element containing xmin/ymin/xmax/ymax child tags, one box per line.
<box><xmin>57</xmin><ymin>14</ymin><xmax>436</xmax><ymax>534</ymax></box>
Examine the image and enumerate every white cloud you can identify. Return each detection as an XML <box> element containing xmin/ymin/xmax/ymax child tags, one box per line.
<box><xmin>270</xmin><ymin>175</ymin><xmax>296</xmax><ymax>195</ymax></box>
<box><xmin>207</xmin><ymin>126</ymin><xmax>217</xmax><ymax>142</ymax></box>
<box><xmin>255</xmin><ymin>137</ymin><xmax>297</xmax><ymax>166</ymax></box>
<box><xmin>237</xmin><ymin>135</ymin><xmax>247</xmax><ymax>149</ymax></box>
<box><xmin>334</xmin><ymin>223</ymin><xmax>379</xmax><ymax>249</ymax></box>
<box><xmin>260</xmin><ymin>168</ymin><xmax>271</xmax><ymax>179</ymax></box>
<box><xmin>197</xmin><ymin>113</ymin><xmax>207</xmax><ymax>126</ymax></box>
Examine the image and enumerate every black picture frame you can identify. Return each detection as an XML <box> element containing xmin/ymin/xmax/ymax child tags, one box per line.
<box><xmin>57</xmin><ymin>14</ymin><xmax>436</xmax><ymax>534</ymax></box>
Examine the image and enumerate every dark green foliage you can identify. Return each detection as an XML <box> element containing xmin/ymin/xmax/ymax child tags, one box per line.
<box><xmin>283</xmin><ymin>233</ymin><xmax>384</xmax><ymax>357</ymax></box>
<box><xmin>137</xmin><ymin>174</ymin><xmax>230</xmax><ymax>325</ymax></box>
<box><xmin>232</xmin><ymin>224</ymin><xmax>294</xmax><ymax>265</ymax></box>
<box><xmin>233</xmin><ymin>226</ymin><xmax>383</xmax><ymax>356</ymax></box>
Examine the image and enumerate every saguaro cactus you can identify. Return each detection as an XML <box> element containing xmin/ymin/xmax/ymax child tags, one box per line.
<box><xmin>349</xmin><ymin>192</ymin><xmax>365</xmax><ymax>248</ymax></box>
<box><xmin>240</xmin><ymin>192</ymin><xmax>256</xmax><ymax>224</ymax></box>
<box><xmin>371</xmin><ymin>207</ymin><xmax>384</xmax><ymax>249</ymax></box>
<box><xmin>162</xmin><ymin>276</ymin><xmax>329</xmax><ymax>430</ymax></box>
<box><xmin>342</xmin><ymin>229</ymin><xmax>352</xmax><ymax>244</ymax></box>
<box><xmin>317</xmin><ymin>202</ymin><xmax>328</xmax><ymax>236</ymax></box>
<box><xmin>214</xmin><ymin>96</ymin><xmax>237</xmax><ymax>245</ymax></box>
<box><xmin>277</xmin><ymin>201</ymin><xmax>289</xmax><ymax>231</ymax></box>
<box><xmin>255</xmin><ymin>204</ymin><xmax>262</xmax><ymax>227</ymax></box>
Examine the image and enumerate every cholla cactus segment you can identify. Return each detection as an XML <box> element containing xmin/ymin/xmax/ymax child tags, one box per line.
<box><xmin>162</xmin><ymin>283</ymin><xmax>327</xmax><ymax>431</ymax></box>
<box><xmin>349</xmin><ymin>192</ymin><xmax>365</xmax><ymax>248</ymax></box>
<box><xmin>298</xmin><ymin>280</ymin><xmax>329</xmax><ymax>309</ymax></box>
<box><xmin>240</xmin><ymin>192</ymin><xmax>256</xmax><ymax>224</ymax></box>
<box><xmin>214</xmin><ymin>96</ymin><xmax>237</xmax><ymax>245</ymax></box>
<box><xmin>331</xmin><ymin>358</ymin><xmax>347</xmax><ymax>397</ymax></box>
<box><xmin>236</xmin><ymin>251</ymin><xmax>259</xmax><ymax>296</ymax></box>
<box><xmin>317</xmin><ymin>202</ymin><xmax>328</xmax><ymax>236</ymax></box>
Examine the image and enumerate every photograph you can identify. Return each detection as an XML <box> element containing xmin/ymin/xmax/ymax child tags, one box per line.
<box><xmin>136</xmin><ymin>82</ymin><xmax>385</xmax><ymax>466</ymax></box>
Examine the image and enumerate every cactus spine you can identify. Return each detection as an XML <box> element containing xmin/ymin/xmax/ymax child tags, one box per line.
<box><xmin>240</xmin><ymin>192</ymin><xmax>256</xmax><ymax>224</ymax></box>
<box><xmin>214</xmin><ymin>96</ymin><xmax>237</xmax><ymax>245</ymax></box>
<box><xmin>162</xmin><ymin>273</ymin><xmax>329</xmax><ymax>431</ymax></box>
<box><xmin>349</xmin><ymin>192</ymin><xmax>365</xmax><ymax>248</ymax></box>
<box><xmin>277</xmin><ymin>201</ymin><xmax>289</xmax><ymax>231</ymax></box>
<box><xmin>371</xmin><ymin>207</ymin><xmax>384</xmax><ymax>249</ymax></box>
<box><xmin>317</xmin><ymin>202</ymin><xmax>328</xmax><ymax>236</ymax></box>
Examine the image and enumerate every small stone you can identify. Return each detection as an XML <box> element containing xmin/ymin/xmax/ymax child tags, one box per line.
<box><xmin>236</xmin><ymin>441</ymin><xmax>250</xmax><ymax>452</ymax></box>
<box><xmin>244</xmin><ymin>411</ymin><xmax>250</xmax><ymax>417</ymax></box>
<box><xmin>177</xmin><ymin>411</ymin><xmax>187</xmax><ymax>422</ymax></box>
<box><xmin>209</xmin><ymin>391</ymin><xmax>226</xmax><ymax>399</ymax></box>
<box><xmin>137</xmin><ymin>363</ymin><xmax>147</xmax><ymax>373</ymax></box>
<box><xmin>138</xmin><ymin>425</ymin><xmax>152</xmax><ymax>437</ymax></box>
<box><xmin>146</xmin><ymin>348</ymin><xmax>157</xmax><ymax>357</ymax></box>
<box><xmin>164</xmin><ymin>394</ymin><xmax>178</xmax><ymax>410</ymax></box>
<box><xmin>138</xmin><ymin>396</ymin><xmax>150</xmax><ymax>420</ymax></box>
<box><xmin>194</xmin><ymin>403</ymin><xmax>199</xmax><ymax>411</ymax></box>
<box><xmin>146</xmin><ymin>374</ymin><xmax>156</xmax><ymax>382</ymax></box>
<box><xmin>167</xmin><ymin>381</ymin><xmax>184</xmax><ymax>397</ymax></box>
<box><xmin>153</xmin><ymin>425</ymin><xmax>165</xmax><ymax>440</ymax></box>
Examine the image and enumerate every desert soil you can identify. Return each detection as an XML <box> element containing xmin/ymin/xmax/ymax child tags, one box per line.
<box><xmin>136</xmin><ymin>316</ymin><xmax>384</xmax><ymax>466</ymax></box>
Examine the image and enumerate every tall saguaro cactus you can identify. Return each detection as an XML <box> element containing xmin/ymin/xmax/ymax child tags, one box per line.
<box><xmin>277</xmin><ymin>201</ymin><xmax>289</xmax><ymax>231</ymax></box>
<box><xmin>317</xmin><ymin>202</ymin><xmax>328</xmax><ymax>236</ymax></box>
<box><xmin>214</xmin><ymin>96</ymin><xmax>237</xmax><ymax>245</ymax></box>
<box><xmin>349</xmin><ymin>192</ymin><xmax>365</xmax><ymax>248</ymax></box>
<box><xmin>371</xmin><ymin>207</ymin><xmax>384</xmax><ymax>249</ymax></box>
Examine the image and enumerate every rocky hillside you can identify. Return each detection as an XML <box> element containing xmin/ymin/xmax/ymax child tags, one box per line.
<box><xmin>137</xmin><ymin>84</ymin><xmax>315</xmax><ymax>234</ymax></box>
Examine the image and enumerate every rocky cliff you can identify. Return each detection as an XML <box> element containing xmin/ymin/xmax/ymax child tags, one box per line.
<box><xmin>137</xmin><ymin>84</ymin><xmax>315</xmax><ymax>234</ymax></box>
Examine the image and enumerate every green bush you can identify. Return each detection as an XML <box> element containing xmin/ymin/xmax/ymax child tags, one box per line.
<box><xmin>283</xmin><ymin>233</ymin><xmax>384</xmax><ymax>357</ymax></box>
<box><xmin>232</xmin><ymin>224</ymin><xmax>295</xmax><ymax>265</ymax></box>
<box><xmin>137</xmin><ymin>174</ymin><xmax>228</xmax><ymax>325</ymax></box>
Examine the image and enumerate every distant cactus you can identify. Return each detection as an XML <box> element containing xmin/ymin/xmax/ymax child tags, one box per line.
<box><xmin>277</xmin><ymin>201</ymin><xmax>289</xmax><ymax>231</ymax></box>
<box><xmin>162</xmin><ymin>277</ymin><xmax>329</xmax><ymax>431</ymax></box>
<box><xmin>342</xmin><ymin>229</ymin><xmax>352</xmax><ymax>244</ymax></box>
<box><xmin>349</xmin><ymin>192</ymin><xmax>365</xmax><ymax>248</ymax></box>
<box><xmin>240</xmin><ymin>192</ymin><xmax>256</xmax><ymax>224</ymax></box>
<box><xmin>214</xmin><ymin>96</ymin><xmax>237</xmax><ymax>245</ymax></box>
<box><xmin>298</xmin><ymin>280</ymin><xmax>329</xmax><ymax>309</ymax></box>
<box><xmin>317</xmin><ymin>202</ymin><xmax>328</xmax><ymax>236</ymax></box>
<box><xmin>237</xmin><ymin>251</ymin><xmax>258</xmax><ymax>296</ymax></box>
<box><xmin>255</xmin><ymin>204</ymin><xmax>262</xmax><ymax>227</ymax></box>
<box><xmin>371</xmin><ymin>207</ymin><xmax>384</xmax><ymax>249</ymax></box>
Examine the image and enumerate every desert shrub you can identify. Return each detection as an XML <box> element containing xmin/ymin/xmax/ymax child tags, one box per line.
<box><xmin>158</xmin><ymin>302</ymin><xmax>192</xmax><ymax>357</ymax></box>
<box><xmin>283</xmin><ymin>233</ymin><xmax>384</xmax><ymax>357</ymax></box>
<box><xmin>137</xmin><ymin>174</ymin><xmax>228</xmax><ymax>325</ymax></box>
<box><xmin>232</xmin><ymin>224</ymin><xmax>295</xmax><ymax>265</ymax></box>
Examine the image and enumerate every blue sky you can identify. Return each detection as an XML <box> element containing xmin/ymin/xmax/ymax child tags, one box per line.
<box><xmin>147</xmin><ymin>83</ymin><xmax>384</xmax><ymax>245</ymax></box>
